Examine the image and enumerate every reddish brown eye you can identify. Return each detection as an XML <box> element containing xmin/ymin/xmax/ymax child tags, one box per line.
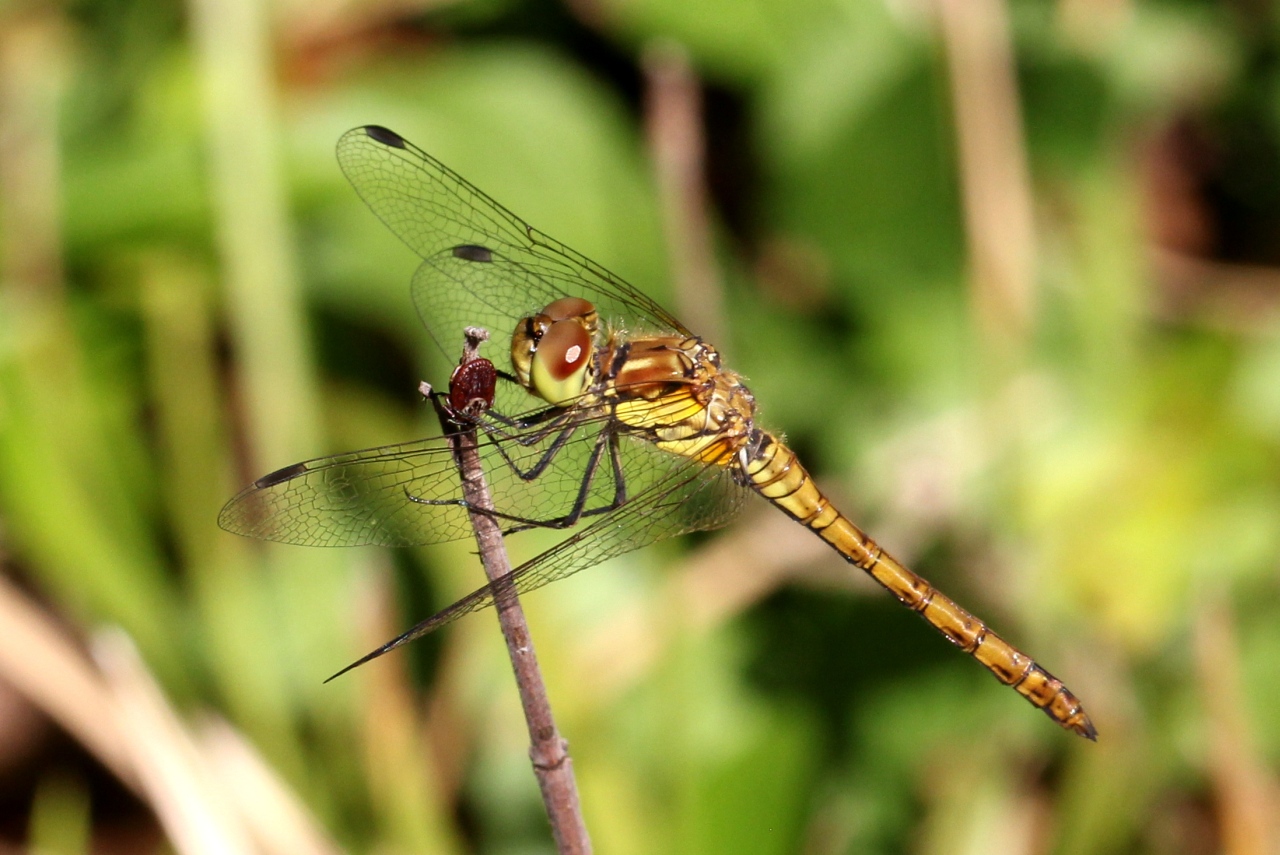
<box><xmin>539</xmin><ymin>320</ymin><xmax>590</xmax><ymax>380</ymax></box>
<box><xmin>529</xmin><ymin>318</ymin><xmax>593</xmax><ymax>405</ymax></box>
<box><xmin>519</xmin><ymin>299</ymin><xmax>598</xmax><ymax>403</ymax></box>
<box><xmin>543</xmin><ymin>297</ymin><xmax>595</xmax><ymax>323</ymax></box>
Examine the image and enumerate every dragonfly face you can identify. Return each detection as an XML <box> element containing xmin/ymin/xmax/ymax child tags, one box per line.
<box><xmin>510</xmin><ymin>297</ymin><xmax>600</xmax><ymax>406</ymax></box>
<box><xmin>218</xmin><ymin>124</ymin><xmax>1097</xmax><ymax>739</ymax></box>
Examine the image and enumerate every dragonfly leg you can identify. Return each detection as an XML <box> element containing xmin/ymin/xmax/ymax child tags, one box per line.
<box><xmin>403</xmin><ymin>427</ymin><xmax>627</xmax><ymax>532</ymax></box>
<box><xmin>486</xmin><ymin>419</ymin><xmax>582</xmax><ymax>480</ymax></box>
<box><xmin>501</xmin><ymin>429</ymin><xmax>628</xmax><ymax>534</ymax></box>
<box><xmin>482</xmin><ymin>403</ymin><xmax>575</xmax><ymax>446</ymax></box>
<box><xmin>398</xmin><ymin>416</ymin><xmax>580</xmax><ymax>522</ymax></box>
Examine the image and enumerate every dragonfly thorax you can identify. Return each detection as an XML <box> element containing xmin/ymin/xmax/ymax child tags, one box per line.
<box><xmin>608</xmin><ymin>334</ymin><xmax>760</xmax><ymax>468</ymax></box>
<box><xmin>511</xmin><ymin>297</ymin><xmax>601</xmax><ymax>405</ymax></box>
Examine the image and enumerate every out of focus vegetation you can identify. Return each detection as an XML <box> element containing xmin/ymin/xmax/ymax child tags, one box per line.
<box><xmin>2</xmin><ymin>0</ymin><xmax>1279</xmax><ymax>852</ymax></box>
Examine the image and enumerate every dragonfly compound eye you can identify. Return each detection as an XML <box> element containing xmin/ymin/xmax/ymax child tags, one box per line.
<box><xmin>510</xmin><ymin>314</ymin><xmax>551</xmax><ymax>389</ymax></box>
<box><xmin>542</xmin><ymin>296</ymin><xmax>596</xmax><ymax>324</ymax></box>
<box><xmin>530</xmin><ymin>318</ymin><xmax>593</xmax><ymax>405</ymax></box>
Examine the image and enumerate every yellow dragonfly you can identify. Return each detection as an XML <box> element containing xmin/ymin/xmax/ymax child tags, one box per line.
<box><xmin>220</xmin><ymin>125</ymin><xmax>1096</xmax><ymax>740</ymax></box>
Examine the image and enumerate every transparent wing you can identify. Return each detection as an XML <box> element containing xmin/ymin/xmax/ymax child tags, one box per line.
<box><xmin>329</xmin><ymin>439</ymin><xmax>749</xmax><ymax>677</ymax></box>
<box><xmin>218</xmin><ymin>402</ymin><xmax>628</xmax><ymax>548</ymax></box>
<box><xmin>411</xmin><ymin>250</ymin><xmax>583</xmax><ymax>416</ymax></box>
<box><xmin>336</xmin><ymin>125</ymin><xmax>689</xmax><ymax>372</ymax></box>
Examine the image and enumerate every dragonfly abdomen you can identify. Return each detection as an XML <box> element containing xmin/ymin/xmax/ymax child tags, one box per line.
<box><xmin>742</xmin><ymin>430</ymin><xmax>1098</xmax><ymax>740</ymax></box>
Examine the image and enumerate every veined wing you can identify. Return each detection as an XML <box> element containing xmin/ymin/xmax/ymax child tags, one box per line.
<box><xmin>336</xmin><ymin>125</ymin><xmax>688</xmax><ymax>368</ymax></box>
<box><xmin>409</xmin><ymin>248</ymin><xmax>610</xmax><ymax>417</ymax></box>
<box><xmin>329</xmin><ymin>440</ymin><xmax>749</xmax><ymax>678</ymax></box>
<box><xmin>218</xmin><ymin>403</ymin><xmax>627</xmax><ymax>548</ymax></box>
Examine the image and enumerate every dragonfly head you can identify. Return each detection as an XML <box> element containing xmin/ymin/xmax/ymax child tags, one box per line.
<box><xmin>511</xmin><ymin>297</ymin><xmax>599</xmax><ymax>405</ymax></box>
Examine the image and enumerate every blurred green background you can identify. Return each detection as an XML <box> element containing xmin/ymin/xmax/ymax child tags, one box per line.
<box><xmin>2</xmin><ymin>0</ymin><xmax>1280</xmax><ymax>852</ymax></box>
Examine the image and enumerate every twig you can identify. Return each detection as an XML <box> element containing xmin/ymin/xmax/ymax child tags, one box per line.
<box><xmin>935</xmin><ymin>0</ymin><xmax>1036</xmax><ymax>356</ymax></box>
<box><xmin>432</xmin><ymin>328</ymin><xmax>593</xmax><ymax>855</ymax></box>
<box><xmin>0</xmin><ymin>571</ymin><xmax>139</xmax><ymax>793</ymax></box>
<box><xmin>94</xmin><ymin>630</ymin><xmax>261</xmax><ymax>855</ymax></box>
<box><xmin>642</xmin><ymin>40</ymin><xmax>726</xmax><ymax>350</ymax></box>
<box><xmin>1193</xmin><ymin>593</ymin><xmax>1280</xmax><ymax>854</ymax></box>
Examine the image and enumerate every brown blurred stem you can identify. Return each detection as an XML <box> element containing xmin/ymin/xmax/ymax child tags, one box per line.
<box><xmin>434</xmin><ymin>328</ymin><xmax>592</xmax><ymax>855</ymax></box>
<box><xmin>643</xmin><ymin>40</ymin><xmax>726</xmax><ymax>350</ymax></box>
<box><xmin>1194</xmin><ymin>594</ymin><xmax>1280</xmax><ymax>855</ymax></box>
<box><xmin>936</xmin><ymin>0</ymin><xmax>1036</xmax><ymax>357</ymax></box>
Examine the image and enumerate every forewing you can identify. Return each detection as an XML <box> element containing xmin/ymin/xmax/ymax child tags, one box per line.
<box><xmin>335</xmin><ymin>125</ymin><xmax>689</xmax><ymax>364</ymax></box>
<box><xmin>218</xmin><ymin>409</ymin><xmax>624</xmax><ymax>548</ymax></box>
<box><xmin>409</xmin><ymin>250</ymin><xmax>581</xmax><ymax>415</ymax></box>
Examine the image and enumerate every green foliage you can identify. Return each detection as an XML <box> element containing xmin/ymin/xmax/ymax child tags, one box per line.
<box><xmin>2</xmin><ymin>0</ymin><xmax>1279</xmax><ymax>851</ymax></box>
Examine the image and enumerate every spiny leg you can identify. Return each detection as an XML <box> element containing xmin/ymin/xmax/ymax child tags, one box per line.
<box><xmin>404</xmin><ymin>425</ymin><xmax>628</xmax><ymax>533</ymax></box>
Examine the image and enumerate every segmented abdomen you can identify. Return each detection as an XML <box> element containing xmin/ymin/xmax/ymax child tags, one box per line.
<box><xmin>742</xmin><ymin>430</ymin><xmax>1097</xmax><ymax>740</ymax></box>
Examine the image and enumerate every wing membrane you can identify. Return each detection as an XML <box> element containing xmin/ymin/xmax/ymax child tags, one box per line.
<box><xmin>329</xmin><ymin>441</ymin><xmax>749</xmax><ymax>677</ymax></box>
<box><xmin>218</xmin><ymin>406</ymin><xmax>626</xmax><ymax>548</ymax></box>
<box><xmin>336</xmin><ymin>125</ymin><xmax>688</xmax><ymax>365</ymax></box>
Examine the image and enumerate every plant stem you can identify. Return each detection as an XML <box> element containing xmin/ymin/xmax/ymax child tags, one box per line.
<box><xmin>436</xmin><ymin>328</ymin><xmax>593</xmax><ymax>855</ymax></box>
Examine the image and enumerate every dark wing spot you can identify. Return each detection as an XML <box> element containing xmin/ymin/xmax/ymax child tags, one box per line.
<box><xmin>254</xmin><ymin>461</ymin><xmax>309</xmax><ymax>488</ymax></box>
<box><xmin>452</xmin><ymin>244</ymin><xmax>493</xmax><ymax>263</ymax></box>
<box><xmin>364</xmin><ymin>125</ymin><xmax>406</xmax><ymax>148</ymax></box>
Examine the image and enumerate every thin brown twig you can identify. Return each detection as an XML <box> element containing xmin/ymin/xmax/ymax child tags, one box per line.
<box><xmin>432</xmin><ymin>328</ymin><xmax>592</xmax><ymax>855</ymax></box>
<box><xmin>643</xmin><ymin>40</ymin><xmax>726</xmax><ymax>350</ymax></box>
<box><xmin>1193</xmin><ymin>594</ymin><xmax>1280</xmax><ymax>855</ymax></box>
<box><xmin>0</xmin><ymin>555</ymin><xmax>339</xmax><ymax>854</ymax></box>
<box><xmin>93</xmin><ymin>630</ymin><xmax>260</xmax><ymax>855</ymax></box>
<box><xmin>0</xmin><ymin>571</ymin><xmax>139</xmax><ymax>793</ymax></box>
<box><xmin>936</xmin><ymin>0</ymin><xmax>1037</xmax><ymax>356</ymax></box>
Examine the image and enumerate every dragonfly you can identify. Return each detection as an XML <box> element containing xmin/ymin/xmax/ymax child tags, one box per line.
<box><xmin>219</xmin><ymin>125</ymin><xmax>1097</xmax><ymax>740</ymax></box>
